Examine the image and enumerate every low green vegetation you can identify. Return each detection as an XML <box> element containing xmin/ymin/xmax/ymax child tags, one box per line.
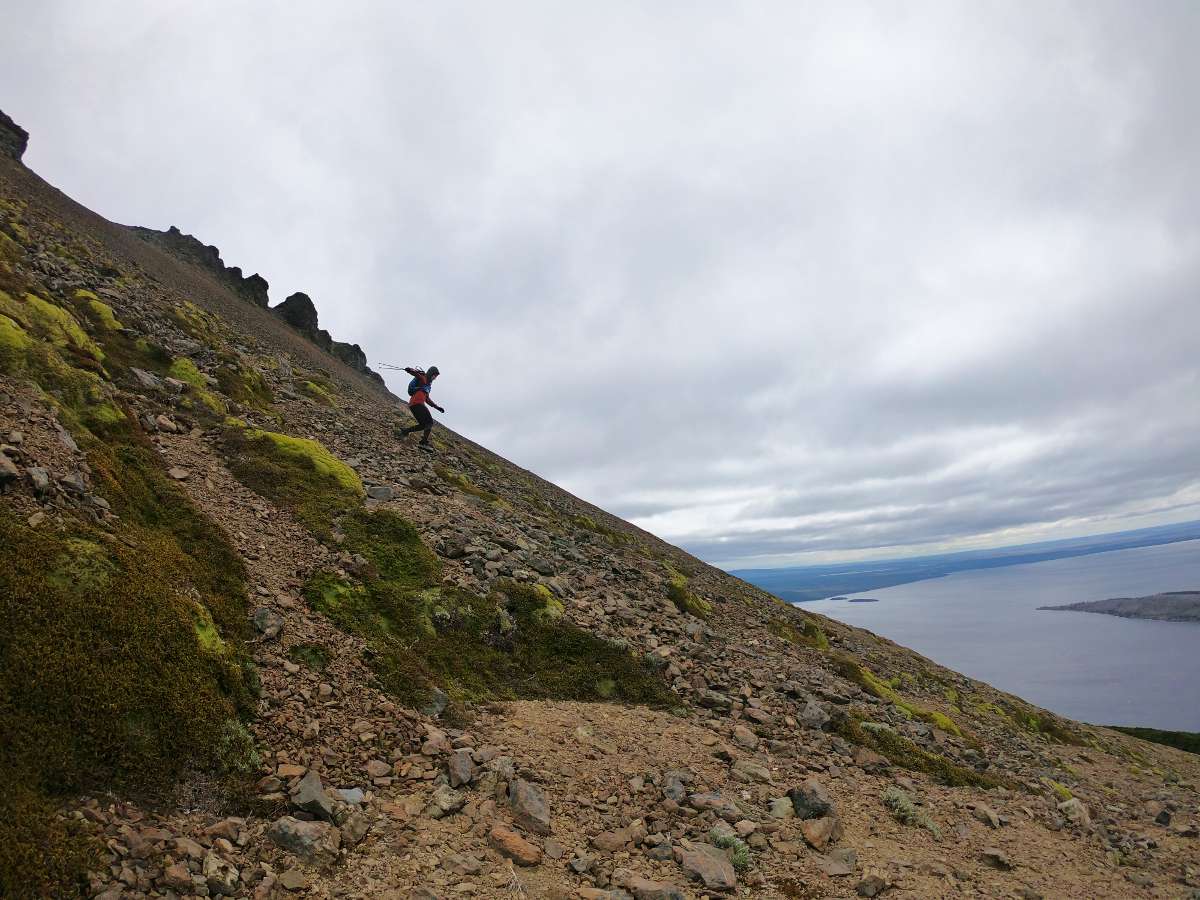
<box><xmin>831</xmin><ymin>710</ymin><xmax>1001</xmax><ymax>788</ymax></box>
<box><xmin>709</xmin><ymin>829</ymin><xmax>753</xmax><ymax>872</ymax></box>
<box><xmin>288</xmin><ymin>643</ymin><xmax>331</xmax><ymax>672</ymax></box>
<box><xmin>301</xmin><ymin>379</ymin><xmax>335</xmax><ymax>405</ymax></box>
<box><xmin>769</xmin><ymin>616</ymin><xmax>830</xmax><ymax>650</ymax></box>
<box><xmin>0</xmin><ymin>439</ymin><xmax>256</xmax><ymax>895</ymax></box>
<box><xmin>1110</xmin><ymin>726</ymin><xmax>1200</xmax><ymax>756</ymax></box>
<box><xmin>573</xmin><ymin>513</ymin><xmax>634</xmax><ymax>546</ymax></box>
<box><xmin>831</xmin><ymin>654</ymin><xmax>962</xmax><ymax>736</ymax></box>
<box><xmin>435</xmin><ymin>465</ymin><xmax>503</xmax><ymax>504</ymax></box>
<box><xmin>666</xmin><ymin>564</ymin><xmax>712</xmax><ymax>618</ymax></box>
<box><xmin>305</xmin><ymin>509</ymin><xmax>672</xmax><ymax>715</ymax></box>
<box><xmin>217</xmin><ymin>362</ymin><xmax>274</xmax><ymax>411</ymax></box>
<box><xmin>222</xmin><ymin>426</ymin><xmax>365</xmax><ymax>538</ymax></box>
<box><xmin>882</xmin><ymin>786</ymin><xmax>941</xmax><ymax>838</ymax></box>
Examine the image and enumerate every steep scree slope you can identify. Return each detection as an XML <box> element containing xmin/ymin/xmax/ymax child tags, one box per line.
<box><xmin>0</xmin><ymin>114</ymin><xmax>1197</xmax><ymax>899</ymax></box>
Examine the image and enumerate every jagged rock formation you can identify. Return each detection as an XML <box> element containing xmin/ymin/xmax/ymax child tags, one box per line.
<box><xmin>2</xmin><ymin>109</ymin><xmax>1199</xmax><ymax>899</ymax></box>
<box><xmin>270</xmin><ymin>291</ymin><xmax>385</xmax><ymax>387</ymax></box>
<box><xmin>0</xmin><ymin>109</ymin><xmax>28</xmax><ymax>161</ymax></box>
<box><xmin>127</xmin><ymin>224</ymin><xmax>270</xmax><ymax>308</ymax></box>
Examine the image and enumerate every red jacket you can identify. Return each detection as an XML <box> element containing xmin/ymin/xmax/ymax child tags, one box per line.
<box><xmin>404</xmin><ymin>367</ymin><xmax>432</xmax><ymax>407</ymax></box>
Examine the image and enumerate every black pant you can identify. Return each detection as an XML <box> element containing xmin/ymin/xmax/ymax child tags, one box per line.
<box><xmin>406</xmin><ymin>403</ymin><xmax>433</xmax><ymax>440</ymax></box>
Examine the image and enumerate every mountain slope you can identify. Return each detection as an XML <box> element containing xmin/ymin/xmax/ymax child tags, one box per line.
<box><xmin>1</xmin><ymin>113</ymin><xmax>1197</xmax><ymax>899</ymax></box>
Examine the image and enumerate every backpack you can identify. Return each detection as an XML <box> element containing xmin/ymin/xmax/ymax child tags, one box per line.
<box><xmin>407</xmin><ymin>374</ymin><xmax>427</xmax><ymax>397</ymax></box>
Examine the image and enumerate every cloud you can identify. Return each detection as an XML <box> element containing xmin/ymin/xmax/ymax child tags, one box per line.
<box><xmin>4</xmin><ymin>1</ymin><xmax>1198</xmax><ymax>568</ymax></box>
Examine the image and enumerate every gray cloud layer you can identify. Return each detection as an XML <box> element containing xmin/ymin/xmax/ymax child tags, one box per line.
<box><xmin>5</xmin><ymin>1</ymin><xmax>1198</xmax><ymax>567</ymax></box>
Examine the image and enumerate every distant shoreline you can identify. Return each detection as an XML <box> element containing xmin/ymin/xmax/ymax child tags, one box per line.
<box><xmin>1039</xmin><ymin>591</ymin><xmax>1200</xmax><ymax>623</ymax></box>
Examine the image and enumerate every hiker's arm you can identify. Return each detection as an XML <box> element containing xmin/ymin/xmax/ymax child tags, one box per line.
<box><xmin>403</xmin><ymin>366</ymin><xmax>420</xmax><ymax>377</ymax></box>
<box><xmin>431</xmin><ymin>402</ymin><xmax>445</xmax><ymax>413</ymax></box>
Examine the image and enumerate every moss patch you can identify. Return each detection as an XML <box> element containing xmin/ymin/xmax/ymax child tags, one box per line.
<box><xmin>832</xmin><ymin>711</ymin><xmax>1002</xmax><ymax>788</ymax></box>
<box><xmin>831</xmin><ymin>654</ymin><xmax>963</xmax><ymax>737</ymax></box>
<box><xmin>435</xmin><ymin>466</ymin><xmax>503</xmax><ymax>504</ymax></box>
<box><xmin>769</xmin><ymin>616</ymin><xmax>830</xmax><ymax>650</ymax></box>
<box><xmin>666</xmin><ymin>565</ymin><xmax>712</xmax><ymax>618</ymax></box>
<box><xmin>288</xmin><ymin>644</ymin><xmax>331</xmax><ymax>672</ymax></box>
<box><xmin>0</xmin><ymin>443</ymin><xmax>254</xmax><ymax>894</ymax></box>
<box><xmin>0</xmin><ymin>289</ymin><xmax>103</xmax><ymax>363</ymax></box>
<box><xmin>222</xmin><ymin>427</ymin><xmax>365</xmax><ymax>539</ymax></box>
<box><xmin>74</xmin><ymin>290</ymin><xmax>123</xmax><ymax>331</ymax></box>
<box><xmin>216</xmin><ymin>363</ymin><xmax>274</xmax><ymax>411</ymax></box>
<box><xmin>305</xmin><ymin>509</ymin><xmax>672</xmax><ymax>715</ymax></box>
<box><xmin>302</xmin><ymin>380</ymin><xmax>335</xmax><ymax>405</ymax></box>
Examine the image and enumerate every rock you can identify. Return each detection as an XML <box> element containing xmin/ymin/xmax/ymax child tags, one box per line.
<box><xmin>365</xmin><ymin>759</ymin><xmax>391</xmax><ymax>778</ymax></box>
<box><xmin>161</xmin><ymin>862</ymin><xmax>192</xmax><ymax>891</ymax></box>
<box><xmin>800</xmin><ymin>815</ymin><xmax>844</xmax><ymax>850</ymax></box>
<box><xmin>366</xmin><ymin>484</ymin><xmax>394</xmax><ymax>501</ymax></box>
<box><xmin>973</xmin><ymin>804</ymin><xmax>1001</xmax><ymax>828</ymax></box>
<box><xmin>508</xmin><ymin>778</ymin><xmax>551</xmax><ymax>834</ymax></box>
<box><xmin>448</xmin><ymin>749</ymin><xmax>476</xmax><ymax>787</ymax></box>
<box><xmin>799</xmin><ymin>697</ymin><xmax>831</xmax><ymax>729</ymax></box>
<box><xmin>981</xmin><ymin>847</ymin><xmax>1014</xmax><ymax>870</ymax></box>
<box><xmin>342</xmin><ymin>810</ymin><xmax>370</xmax><ymax>846</ymax></box>
<box><xmin>662</xmin><ymin>771</ymin><xmax>689</xmax><ymax>802</ymax></box>
<box><xmin>290</xmin><ymin>769</ymin><xmax>334</xmax><ymax>820</ymax></box>
<box><xmin>442</xmin><ymin>853</ymin><xmax>484</xmax><ymax>875</ymax></box>
<box><xmin>267</xmin><ymin>816</ymin><xmax>342</xmax><ymax>865</ymax></box>
<box><xmin>856</xmin><ymin>871</ymin><xmax>890</xmax><ymax>897</ymax></box>
<box><xmin>1058</xmin><ymin>797</ymin><xmax>1090</xmax><ymax>828</ymax></box>
<box><xmin>489</xmin><ymin>824</ymin><xmax>543</xmax><ymax>866</ymax></box>
<box><xmin>819</xmin><ymin>847</ymin><xmax>858</xmax><ymax>877</ymax></box>
<box><xmin>277</xmin><ymin>868</ymin><xmax>308</xmax><ymax>891</ymax></box>
<box><xmin>167</xmin><ymin>466</ymin><xmax>190</xmax><ymax>480</ymax></box>
<box><xmin>732</xmin><ymin>723</ymin><xmax>759</xmax><ymax>750</ymax></box>
<box><xmin>25</xmin><ymin>466</ymin><xmax>49</xmax><ymax>494</ymax></box>
<box><xmin>0</xmin><ymin>454</ymin><xmax>18</xmax><ymax>483</ymax></box>
<box><xmin>769</xmin><ymin>797</ymin><xmax>795</xmax><ymax>819</ymax></box>
<box><xmin>732</xmin><ymin>757</ymin><xmax>772</xmax><ymax>783</ymax></box>
<box><xmin>674</xmin><ymin>842</ymin><xmax>737</xmax><ymax>891</ymax></box>
<box><xmin>852</xmin><ymin>746</ymin><xmax>889</xmax><ymax>772</ymax></box>
<box><xmin>252</xmin><ymin>606</ymin><xmax>284</xmax><ymax>639</ymax></box>
<box><xmin>420</xmin><ymin>687</ymin><xmax>449</xmax><ymax>718</ymax></box>
<box><xmin>625</xmin><ymin>875</ymin><xmax>686</xmax><ymax>900</ymax></box>
<box><xmin>130</xmin><ymin>367</ymin><xmax>165</xmax><ymax>391</ymax></box>
<box><xmin>202</xmin><ymin>853</ymin><xmax>239</xmax><ymax>896</ymax></box>
<box><xmin>335</xmin><ymin>787</ymin><xmax>365</xmax><ymax>805</ymax></box>
<box><xmin>409</xmin><ymin>888</ymin><xmax>440</xmax><ymax>900</ymax></box>
<box><xmin>689</xmin><ymin>792</ymin><xmax>743</xmax><ymax>823</ymax></box>
<box><xmin>425</xmin><ymin>784</ymin><xmax>466</xmax><ymax>819</ymax></box>
<box><xmin>0</xmin><ymin>108</ymin><xmax>29</xmax><ymax>161</ymax></box>
<box><xmin>789</xmin><ymin>778</ymin><xmax>833</xmax><ymax>820</ymax></box>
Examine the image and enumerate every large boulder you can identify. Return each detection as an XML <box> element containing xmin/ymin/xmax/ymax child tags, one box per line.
<box><xmin>273</xmin><ymin>292</ymin><xmax>321</xmax><ymax>336</ymax></box>
<box><xmin>267</xmin><ymin>816</ymin><xmax>341</xmax><ymax>865</ymax></box>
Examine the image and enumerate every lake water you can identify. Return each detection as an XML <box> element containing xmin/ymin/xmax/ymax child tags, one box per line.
<box><xmin>803</xmin><ymin>539</ymin><xmax>1200</xmax><ymax>731</ymax></box>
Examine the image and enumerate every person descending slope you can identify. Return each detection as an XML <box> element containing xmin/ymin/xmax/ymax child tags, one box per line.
<box><xmin>399</xmin><ymin>365</ymin><xmax>444</xmax><ymax>450</ymax></box>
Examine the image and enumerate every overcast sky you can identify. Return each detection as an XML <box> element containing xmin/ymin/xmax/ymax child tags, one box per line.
<box><xmin>4</xmin><ymin>1</ymin><xmax>1198</xmax><ymax>568</ymax></box>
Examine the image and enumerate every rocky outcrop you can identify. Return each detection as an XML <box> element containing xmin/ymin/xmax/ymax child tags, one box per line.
<box><xmin>127</xmin><ymin>225</ymin><xmax>270</xmax><ymax>308</ymax></box>
<box><xmin>270</xmin><ymin>293</ymin><xmax>385</xmax><ymax>386</ymax></box>
<box><xmin>0</xmin><ymin>110</ymin><xmax>28</xmax><ymax>162</ymax></box>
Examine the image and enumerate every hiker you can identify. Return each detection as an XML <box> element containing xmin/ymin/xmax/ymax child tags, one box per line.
<box><xmin>400</xmin><ymin>365</ymin><xmax>443</xmax><ymax>449</ymax></box>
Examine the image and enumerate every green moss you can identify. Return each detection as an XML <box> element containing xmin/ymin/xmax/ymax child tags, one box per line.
<box><xmin>832</xmin><ymin>711</ymin><xmax>1002</xmax><ymax>788</ymax></box>
<box><xmin>0</xmin><ymin>289</ymin><xmax>103</xmax><ymax>363</ymax></box>
<box><xmin>74</xmin><ymin>291</ymin><xmax>123</xmax><ymax>332</ymax></box>
<box><xmin>709</xmin><ymin>830</ymin><xmax>753</xmax><ymax>872</ymax></box>
<box><xmin>169</xmin><ymin>356</ymin><xmax>208</xmax><ymax>388</ymax></box>
<box><xmin>0</xmin><ymin>313</ymin><xmax>32</xmax><ymax>370</ymax></box>
<box><xmin>217</xmin><ymin>363</ymin><xmax>274</xmax><ymax>411</ymax></box>
<box><xmin>831</xmin><ymin>654</ymin><xmax>963</xmax><ymax>737</ymax></box>
<box><xmin>0</xmin><ymin>442</ymin><xmax>254</xmax><ymax>894</ymax></box>
<box><xmin>302</xmin><ymin>380</ymin><xmax>335</xmax><ymax>405</ymax></box>
<box><xmin>666</xmin><ymin>565</ymin><xmax>712</xmax><ymax>618</ymax></box>
<box><xmin>304</xmin><ymin>510</ymin><xmax>672</xmax><ymax>715</ymax></box>
<box><xmin>222</xmin><ymin>427</ymin><xmax>365</xmax><ymax>539</ymax></box>
<box><xmin>768</xmin><ymin>617</ymin><xmax>830</xmax><ymax>650</ymax></box>
<box><xmin>288</xmin><ymin>644</ymin><xmax>331</xmax><ymax>672</ymax></box>
<box><xmin>573</xmin><ymin>513</ymin><xmax>634</xmax><ymax>546</ymax></box>
<box><xmin>1043</xmin><ymin>778</ymin><xmax>1073</xmax><ymax>801</ymax></box>
<box><xmin>435</xmin><ymin>466</ymin><xmax>503</xmax><ymax>504</ymax></box>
